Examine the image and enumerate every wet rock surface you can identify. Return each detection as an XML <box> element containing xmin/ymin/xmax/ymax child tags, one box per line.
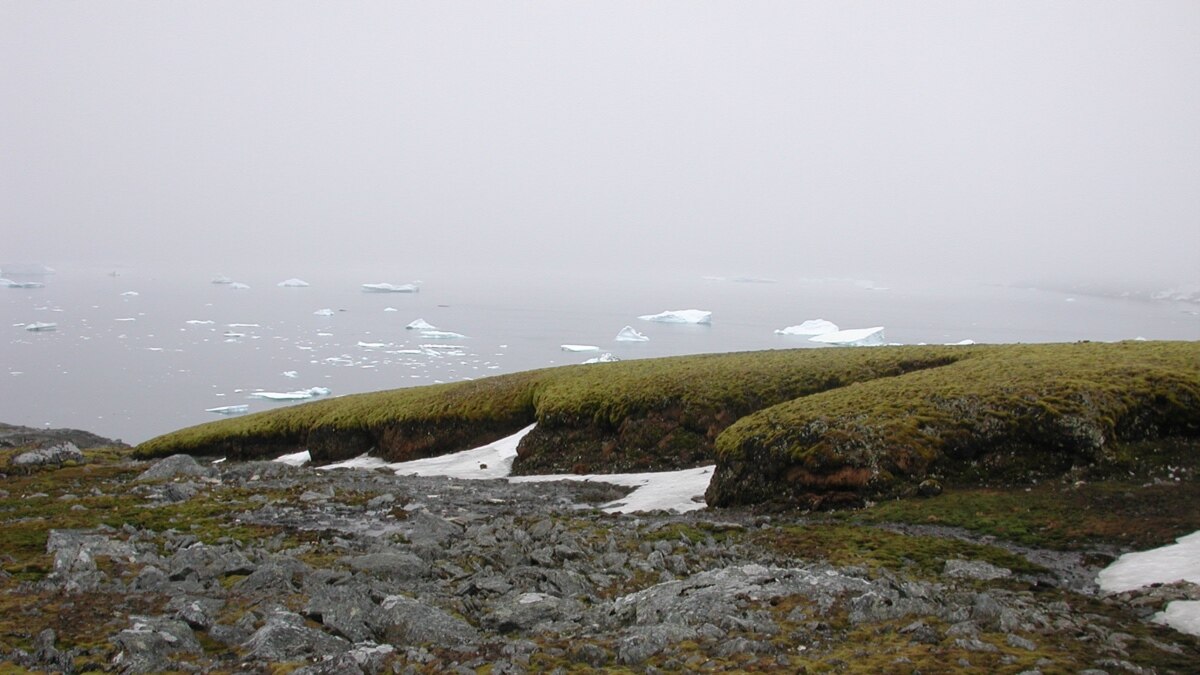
<box><xmin>1</xmin><ymin>451</ymin><xmax>1198</xmax><ymax>673</ymax></box>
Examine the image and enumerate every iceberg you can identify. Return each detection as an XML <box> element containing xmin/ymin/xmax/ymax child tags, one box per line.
<box><xmin>230</xmin><ymin>282</ymin><xmax>250</xmax><ymax>290</ymax></box>
<box><xmin>206</xmin><ymin>404</ymin><xmax>249</xmax><ymax>415</ymax></box>
<box><xmin>560</xmin><ymin>344</ymin><xmax>600</xmax><ymax>352</ymax></box>
<box><xmin>277</xmin><ymin>278</ymin><xmax>310</xmax><ymax>287</ymax></box>
<box><xmin>420</xmin><ymin>330</ymin><xmax>466</xmax><ymax>339</ymax></box>
<box><xmin>282</xmin><ymin>371</ymin><xmax>299</xmax><ymax>378</ymax></box>
<box><xmin>362</xmin><ymin>282</ymin><xmax>420</xmax><ymax>293</ymax></box>
<box><xmin>249</xmin><ymin>386</ymin><xmax>332</xmax><ymax>401</ymax></box>
<box><xmin>584</xmin><ymin>352</ymin><xmax>620</xmax><ymax>364</ymax></box>
<box><xmin>313</xmin><ymin>308</ymin><xmax>335</xmax><ymax>316</ymax></box>
<box><xmin>24</xmin><ymin>322</ymin><xmax>57</xmax><ymax>332</ymax></box>
<box><xmin>615</xmin><ymin>326</ymin><xmax>649</xmax><ymax>342</ymax></box>
<box><xmin>3</xmin><ymin>279</ymin><xmax>44</xmax><ymax>289</ymax></box>
<box><xmin>809</xmin><ymin>326</ymin><xmax>886</xmax><ymax>347</ymax></box>
<box><xmin>775</xmin><ymin>319</ymin><xmax>839</xmax><ymax>336</ymax></box>
<box><xmin>406</xmin><ymin>318</ymin><xmax>437</xmax><ymax>330</ymax></box>
<box><xmin>638</xmin><ymin>309</ymin><xmax>712</xmax><ymax>324</ymax></box>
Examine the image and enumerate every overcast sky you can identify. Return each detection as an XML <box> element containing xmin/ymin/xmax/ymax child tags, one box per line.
<box><xmin>2</xmin><ymin>1</ymin><xmax>1197</xmax><ymax>285</ymax></box>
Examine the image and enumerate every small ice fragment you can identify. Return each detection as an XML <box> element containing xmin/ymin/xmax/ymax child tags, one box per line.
<box><xmin>206</xmin><ymin>404</ymin><xmax>249</xmax><ymax>415</ymax></box>
<box><xmin>561</xmin><ymin>344</ymin><xmax>600</xmax><ymax>352</ymax></box>
<box><xmin>282</xmin><ymin>370</ymin><xmax>299</xmax><ymax>378</ymax></box>
<box><xmin>24</xmin><ymin>322</ymin><xmax>57</xmax><ymax>332</ymax></box>
<box><xmin>211</xmin><ymin>275</ymin><xmax>233</xmax><ymax>284</ymax></box>
<box><xmin>185</xmin><ymin>320</ymin><xmax>214</xmax><ymax>325</ymax></box>
<box><xmin>384</xmin><ymin>307</ymin><xmax>399</xmax><ymax>312</ymax></box>
<box><xmin>638</xmin><ymin>309</ymin><xmax>712</xmax><ymax>324</ymax></box>
<box><xmin>809</xmin><ymin>327</ymin><xmax>886</xmax><ymax>347</ymax></box>
<box><xmin>120</xmin><ymin>291</ymin><xmax>139</xmax><ymax>297</ymax></box>
<box><xmin>357</xmin><ymin>341</ymin><xmax>387</xmax><ymax>348</ymax></box>
<box><xmin>313</xmin><ymin>308</ymin><xmax>335</xmax><ymax>316</ymax></box>
<box><xmin>615</xmin><ymin>326</ymin><xmax>649</xmax><ymax>342</ymax></box>
<box><xmin>249</xmin><ymin>386</ymin><xmax>332</xmax><ymax>401</ymax></box>
<box><xmin>362</xmin><ymin>282</ymin><xmax>420</xmax><ymax>293</ymax></box>
<box><xmin>406</xmin><ymin>318</ymin><xmax>437</xmax><ymax>330</ymax></box>
<box><xmin>775</xmin><ymin>319</ymin><xmax>839</xmax><ymax>336</ymax></box>
<box><xmin>115</xmin><ymin>317</ymin><xmax>137</xmax><ymax>322</ymax></box>
<box><xmin>277</xmin><ymin>278</ymin><xmax>310</xmax><ymax>287</ymax></box>
<box><xmin>584</xmin><ymin>352</ymin><xmax>620</xmax><ymax>364</ymax></box>
<box><xmin>3</xmin><ymin>280</ymin><xmax>44</xmax><ymax>289</ymax></box>
<box><xmin>420</xmin><ymin>330</ymin><xmax>466</xmax><ymax>339</ymax></box>
<box><xmin>230</xmin><ymin>282</ymin><xmax>250</xmax><ymax>290</ymax></box>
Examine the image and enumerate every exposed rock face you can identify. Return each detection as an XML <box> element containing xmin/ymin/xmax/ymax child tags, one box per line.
<box><xmin>0</xmin><ymin>423</ymin><xmax>125</xmax><ymax>449</ymax></box>
<box><xmin>12</xmin><ymin>442</ymin><xmax>84</xmax><ymax>468</ymax></box>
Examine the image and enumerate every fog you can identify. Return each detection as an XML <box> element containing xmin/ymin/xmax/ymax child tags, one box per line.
<box><xmin>3</xmin><ymin>2</ymin><xmax>1198</xmax><ymax>288</ymax></box>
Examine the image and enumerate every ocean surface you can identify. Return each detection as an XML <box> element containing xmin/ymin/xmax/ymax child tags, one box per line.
<box><xmin>4</xmin><ymin>265</ymin><xmax>1198</xmax><ymax>445</ymax></box>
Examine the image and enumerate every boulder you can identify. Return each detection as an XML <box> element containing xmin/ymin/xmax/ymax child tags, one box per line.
<box><xmin>137</xmin><ymin>454</ymin><xmax>214</xmax><ymax>482</ymax></box>
<box><xmin>12</xmin><ymin>442</ymin><xmax>84</xmax><ymax>468</ymax></box>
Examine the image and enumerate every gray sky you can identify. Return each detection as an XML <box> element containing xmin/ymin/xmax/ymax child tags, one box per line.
<box><xmin>2</xmin><ymin>1</ymin><xmax>1198</xmax><ymax>285</ymax></box>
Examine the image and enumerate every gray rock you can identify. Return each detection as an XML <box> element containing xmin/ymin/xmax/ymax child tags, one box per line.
<box><xmin>110</xmin><ymin>616</ymin><xmax>202</xmax><ymax>674</ymax></box>
<box><xmin>241</xmin><ymin>610</ymin><xmax>351</xmax><ymax>661</ymax></box>
<box><xmin>1007</xmin><ymin>633</ymin><xmax>1039</xmax><ymax>651</ymax></box>
<box><xmin>168</xmin><ymin>596</ymin><xmax>224</xmax><ymax>630</ymax></box>
<box><xmin>305</xmin><ymin>586</ymin><xmax>378</xmax><ymax>642</ymax></box>
<box><xmin>376</xmin><ymin>594</ymin><xmax>480</xmax><ymax>647</ymax></box>
<box><xmin>236</xmin><ymin>560</ymin><xmax>309</xmax><ymax>593</ymax></box>
<box><xmin>483</xmin><ymin>592</ymin><xmax>584</xmax><ymax>634</ymax></box>
<box><xmin>12</xmin><ymin>442</ymin><xmax>84</xmax><ymax>467</ymax></box>
<box><xmin>341</xmin><ymin>551</ymin><xmax>427</xmax><ymax>580</ymax></box>
<box><xmin>137</xmin><ymin>454</ymin><xmax>213</xmax><ymax>482</ymax></box>
<box><xmin>616</xmin><ymin>624</ymin><xmax>698</xmax><ymax>664</ymax></box>
<box><xmin>944</xmin><ymin>559</ymin><xmax>1013</xmax><ymax>581</ymax></box>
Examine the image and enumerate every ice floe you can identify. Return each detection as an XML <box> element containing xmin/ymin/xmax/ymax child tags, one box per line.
<box><xmin>560</xmin><ymin>344</ymin><xmax>600</xmax><ymax>352</ymax></box>
<box><xmin>211</xmin><ymin>275</ymin><xmax>233</xmax><ymax>284</ymax></box>
<box><xmin>406</xmin><ymin>318</ymin><xmax>437</xmax><ymax>330</ymax></box>
<box><xmin>185</xmin><ymin>320</ymin><xmax>215</xmax><ymax>325</ymax></box>
<box><xmin>357</xmin><ymin>341</ymin><xmax>389</xmax><ymax>349</ymax></box>
<box><xmin>615</xmin><ymin>326</ymin><xmax>649</xmax><ymax>342</ymax></box>
<box><xmin>249</xmin><ymin>386</ymin><xmax>332</xmax><ymax>401</ymax></box>
<box><xmin>638</xmin><ymin>309</ymin><xmax>712</xmax><ymax>324</ymax></box>
<box><xmin>230</xmin><ymin>282</ymin><xmax>250</xmax><ymax>290</ymax></box>
<box><xmin>2</xmin><ymin>279</ymin><xmax>44</xmax><ymax>289</ymax></box>
<box><xmin>120</xmin><ymin>291</ymin><xmax>139</xmax><ymax>297</ymax></box>
<box><xmin>362</xmin><ymin>282</ymin><xmax>420</xmax><ymax>293</ymax></box>
<box><xmin>420</xmin><ymin>330</ymin><xmax>466</xmax><ymax>339</ymax></box>
<box><xmin>313</xmin><ymin>308</ymin><xmax>335</xmax><ymax>316</ymax></box>
<box><xmin>809</xmin><ymin>326</ymin><xmax>886</xmax><ymax>347</ymax></box>
<box><xmin>24</xmin><ymin>322</ymin><xmax>57</xmax><ymax>332</ymax></box>
<box><xmin>1098</xmin><ymin>531</ymin><xmax>1200</xmax><ymax>636</ymax></box>
<box><xmin>206</xmin><ymin>404</ymin><xmax>249</xmax><ymax>415</ymax></box>
<box><xmin>775</xmin><ymin>319</ymin><xmax>839</xmax><ymax>336</ymax></box>
<box><xmin>277</xmin><ymin>278</ymin><xmax>310</xmax><ymax>287</ymax></box>
<box><xmin>282</xmin><ymin>371</ymin><xmax>299</xmax><ymax>378</ymax></box>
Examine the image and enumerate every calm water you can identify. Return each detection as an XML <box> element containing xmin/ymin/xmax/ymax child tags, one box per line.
<box><xmin>4</xmin><ymin>265</ymin><xmax>1197</xmax><ymax>444</ymax></box>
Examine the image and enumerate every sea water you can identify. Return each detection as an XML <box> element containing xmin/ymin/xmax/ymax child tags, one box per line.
<box><xmin>3</xmin><ymin>265</ymin><xmax>1197</xmax><ymax>444</ymax></box>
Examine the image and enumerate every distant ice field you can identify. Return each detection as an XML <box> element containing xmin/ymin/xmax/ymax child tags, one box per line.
<box><xmin>3</xmin><ymin>265</ymin><xmax>1197</xmax><ymax>444</ymax></box>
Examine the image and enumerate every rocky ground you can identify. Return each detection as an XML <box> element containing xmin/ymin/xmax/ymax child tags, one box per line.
<box><xmin>1</xmin><ymin>434</ymin><xmax>1198</xmax><ymax>673</ymax></box>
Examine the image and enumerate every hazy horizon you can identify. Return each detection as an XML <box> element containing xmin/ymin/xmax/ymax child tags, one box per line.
<box><xmin>3</xmin><ymin>2</ymin><xmax>1198</xmax><ymax>288</ymax></box>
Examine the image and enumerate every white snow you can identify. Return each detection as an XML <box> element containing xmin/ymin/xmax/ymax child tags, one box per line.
<box><xmin>206</xmin><ymin>404</ymin><xmax>249</xmax><ymax>415</ymax></box>
<box><xmin>277</xmin><ymin>278</ymin><xmax>310</xmax><ymax>287</ymax></box>
<box><xmin>561</xmin><ymin>344</ymin><xmax>600</xmax><ymax>352</ymax></box>
<box><xmin>615</xmin><ymin>326</ymin><xmax>649</xmax><ymax>342</ymax></box>
<box><xmin>946</xmin><ymin>339</ymin><xmax>976</xmax><ymax>346</ymax></box>
<box><xmin>24</xmin><ymin>322</ymin><xmax>57</xmax><ymax>332</ymax></box>
<box><xmin>406</xmin><ymin>318</ymin><xmax>437</xmax><ymax>330</ymax></box>
<box><xmin>1098</xmin><ymin>530</ymin><xmax>1200</xmax><ymax>636</ymax></box>
<box><xmin>420</xmin><ymin>330</ymin><xmax>466</xmax><ymax>339</ymax></box>
<box><xmin>314</xmin><ymin>308</ymin><xmax>335</xmax><ymax>316</ymax></box>
<box><xmin>274</xmin><ymin>450</ymin><xmax>311</xmax><ymax>467</ymax></box>
<box><xmin>362</xmin><ymin>282</ymin><xmax>420</xmax><ymax>293</ymax></box>
<box><xmin>775</xmin><ymin>319</ymin><xmax>839</xmax><ymax>336</ymax></box>
<box><xmin>638</xmin><ymin>309</ymin><xmax>712</xmax><ymax>324</ymax></box>
<box><xmin>809</xmin><ymin>326</ymin><xmax>886</xmax><ymax>347</ymax></box>
<box><xmin>249</xmin><ymin>386</ymin><xmax>332</xmax><ymax>401</ymax></box>
<box><xmin>314</xmin><ymin>424</ymin><xmax>712</xmax><ymax>514</ymax></box>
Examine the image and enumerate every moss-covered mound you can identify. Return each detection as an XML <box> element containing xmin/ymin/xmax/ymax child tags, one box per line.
<box><xmin>706</xmin><ymin>341</ymin><xmax>1200</xmax><ymax>509</ymax></box>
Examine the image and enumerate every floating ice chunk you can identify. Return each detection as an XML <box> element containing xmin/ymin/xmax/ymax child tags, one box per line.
<box><xmin>420</xmin><ymin>330</ymin><xmax>466</xmax><ymax>339</ymax></box>
<box><xmin>115</xmin><ymin>317</ymin><xmax>137</xmax><ymax>322</ymax></box>
<box><xmin>249</xmin><ymin>386</ymin><xmax>332</xmax><ymax>401</ymax></box>
<box><xmin>206</xmin><ymin>404</ymin><xmax>249</xmax><ymax>415</ymax></box>
<box><xmin>120</xmin><ymin>291</ymin><xmax>139</xmax><ymax>297</ymax></box>
<box><xmin>274</xmin><ymin>450</ymin><xmax>311</xmax><ymax>466</ymax></box>
<box><xmin>638</xmin><ymin>309</ymin><xmax>712</xmax><ymax>324</ymax></box>
<box><xmin>313</xmin><ymin>308</ymin><xmax>335</xmax><ymax>316</ymax></box>
<box><xmin>357</xmin><ymin>341</ymin><xmax>388</xmax><ymax>349</ymax></box>
<box><xmin>24</xmin><ymin>322</ymin><xmax>57</xmax><ymax>331</ymax></box>
<box><xmin>228</xmin><ymin>323</ymin><xmax>259</xmax><ymax>328</ymax></box>
<box><xmin>282</xmin><ymin>371</ymin><xmax>298</xmax><ymax>378</ymax></box>
<box><xmin>584</xmin><ymin>352</ymin><xmax>620</xmax><ymax>364</ymax></box>
<box><xmin>809</xmin><ymin>326</ymin><xmax>885</xmax><ymax>347</ymax></box>
<box><xmin>230</xmin><ymin>282</ymin><xmax>250</xmax><ymax>290</ymax></box>
<box><xmin>615</xmin><ymin>326</ymin><xmax>649</xmax><ymax>342</ymax></box>
<box><xmin>406</xmin><ymin>318</ymin><xmax>437</xmax><ymax>330</ymax></box>
<box><xmin>0</xmin><ymin>278</ymin><xmax>13</xmax><ymax>287</ymax></box>
<box><xmin>277</xmin><ymin>278</ymin><xmax>310</xmax><ymax>287</ymax></box>
<box><xmin>211</xmin><ymin>275</ymin><xmax>233</xmax><ymax>284</ymax></box>
<box><xmin>384</xmin><ymin>307</ymin><xmax>399</xmax><ymax>312</ymax></box>
<box><xmin>561</xmin><ymin>344</ymin><xmax>600</xmax><ymax>352</ymax></box>
<box><xmin>362</xmin><ymin>282</ymin><xmax>420</xmax><ymax>293</ymax></box>
<box><xmin>3</xmin><ymin>279</ymin><xmax>44</xmax><ymax>289</ymax></box>
<box><xmin>775</xmin><ymin>319</ymin><xmax>839</xmax><ymax>336</ymax></box>
<box><xmin>185</xmin><ymin>319</ymin><xmax>214</xmax><ymax>325</ymax></box>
